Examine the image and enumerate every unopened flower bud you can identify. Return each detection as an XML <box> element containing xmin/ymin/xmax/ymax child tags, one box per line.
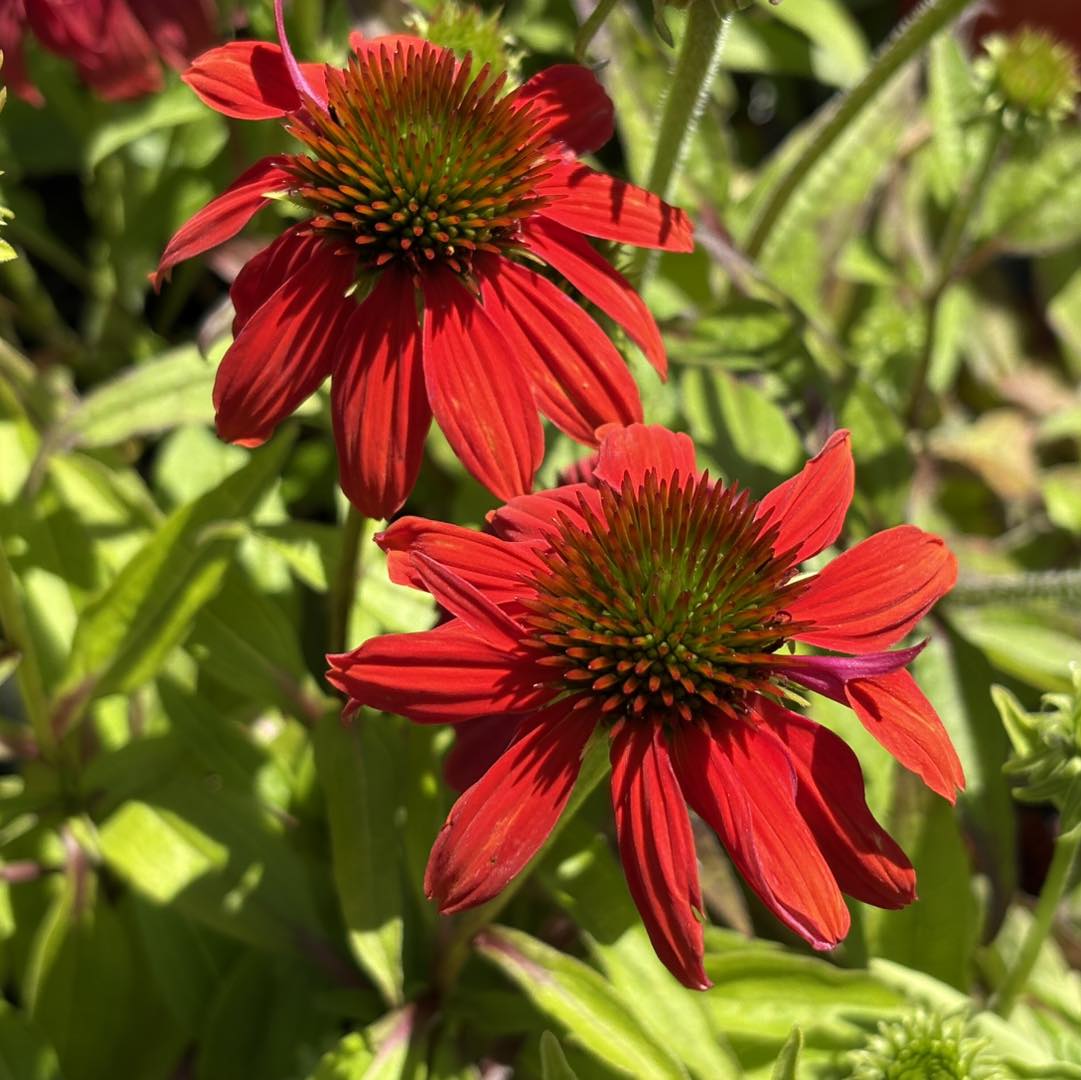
<box><xmin>406</xmin><ymin>1</ymin><xmax>520</xmax><ymax>83</ymax></box>
<box><xmin>976</xmin><ymin>28</ymin><xmax>1081</xmax><ymax>130</ymax></box>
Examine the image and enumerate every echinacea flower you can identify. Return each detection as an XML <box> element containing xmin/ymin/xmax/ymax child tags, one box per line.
<box><xmin>153</xmin><ymin>0</ymin><xmax>693</xmax><ymax>518</ymax></box>
<box><xmin>327</xmin><ymin>424</ymin><xmax>964</xmax><ymax>990</ymax></box>
<box><xmin>0</xmin><ymin>0</ymin><xmax>215</xmax><ymax>105</ymax></box>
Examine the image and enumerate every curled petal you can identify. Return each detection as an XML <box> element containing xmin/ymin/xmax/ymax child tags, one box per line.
<box><xmin>846</xmin><ymin>670</ymin><xmax>965</xmax><ymax>803</ymax></box>
<box><xmin>128</xmin><ymin>0</ymin><xmax>216</xmax><ymax>71</ymax></box>
<box><xmin>512</xmin><ymin>64</ymin><xmax>614</xmax><ymax>155</ymax></box>
<box><xmin>611</xmin><ymin>722</ymin><xmax>709</xmax><ymax>990</ymax></box>
<box><xmin>755</xmin><ymin>430</ymin><xmax>854</xmax><ymax>565</ymax></box>
<box><xmin>789</xmin><ymin>526</ymin><xmax>958</xmax><ymax>654</ymax></box>
<box><xmin>273</xmin><ymin>0</ymin><xmax>326</xmax><ymax>109</ymax></box>
<box><xmin>772</xmin><ymin>641</ymin><xmax>927</xmax><ymax>702</ymax></box>
<box><xmin>592</xmin><ymin>423</ymin><xmax>697</xmax><ymax>491</ymax></box>
<box><xmin>152</xmin><ymin>156</ymin><xmax>293</xmax><ymax>288</ymax></box>
<box><xmin>426</xmin><ymin>708</ymin><xmax>596</xmax><ymax>912</ymax></box>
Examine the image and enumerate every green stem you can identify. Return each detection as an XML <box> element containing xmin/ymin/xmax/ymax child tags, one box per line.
<box><xmin>434</xmin><ymin>732</ymin><xmax>610</xmax><ymax>994</ymax></box>
<box><xmin>575</xmin><ymin>0</ymin><xmax>621</xmax><ymax>61</ymax></box>
<box><xmin>992</xmin><ymin>831</ymin><xmax>1081</xmax><ymax>1019</ymax></box>
<box><xmin>329</xmin><ymin>505</ymin><xmax>366</xmax><ymax>655</ymax></box>
<box><xmin>948</xmin><ymin>568</ymin><xmax>1081</xmax><ymax>606</ymax></box>
<box><xmin>745</xmin><ymin>0</ymin><xmax>979</xmax><ymax>261</ymax></box>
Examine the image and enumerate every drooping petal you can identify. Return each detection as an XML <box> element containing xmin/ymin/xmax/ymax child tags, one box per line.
<box><xmin>376</xmin><ymin>518</ymin><xmax>544</xmax><ymax>603</ymax></box>
<box><xmin>771</xmin><ymin>641</ymin><xmax>927</xmax><ymax>702</ymax></box>
<box><xmin>425</xmin><ymin>707</ymin><xmax>597</xmax><ymax>912</ymax></box>
<box><xmin>757</xmin><ymin>700</ymin><xmax>916</xmax><ymax>909</ymax></box>
<box><xmin>213</xmin><ymin>240</ymin><xmax>353</xmax><ymax>446</ymax></box>
<box><xmin>421</xmin><ymin>268</ymin><xmax>544</xmax><ymax>502</ymax></box>
<box><xmin>478</xmin><ymin>256</ymin><xmax>642</xmax><ymax>445</ymax></box>
<box><xmin>182</xmin><ymin>41</ymin><xmax>327</xmax><ymax>119</ymax></box>
<box><xmin>610</xmin><ymin>721</ymin><xmax>709</xmax><ymax>990</ymax></box>
<box><xmin>273</xmin><ymin>0</ymin><xmax>326</xmax><ymax>110</ymax></box>
<box><xmin>788</xmin><ymin>526</ymin><xmax>958</xmax><ymax>654</ymax></box>
<box><xmin>486</xmin><ymin>483</ymin><xmax>603</xmax><ymax>543</ymax></box>
<box><xmin>511</xmin><ymin>64</ymin><xmax>614</xmax><ymax>155</ymax></box>
<box><xmin>538</xmin><ymin>163</ymin><xmax>694</xmax><ymax>252</ymax></box>
<box><xmin>672</xmin><ymin>717</ymin><xmax>850</xmax><ymax>950</ymax></box>
<box><xmin>127</xmin><ymin>0</ymin><xmax>215</xmax><ymax>71</ymax></box>
<box><xmin>521</xmin><ymin>217</ymin><xmax>667</xmax><ymax>377</ymax></box>
<box><xmin>444</xmin><ymin>715</ymin><xmax>518</xmax><ymax>792</ymax></box>
<box><xmin>755</xmin><ymin>430</ymin><xmax>854</xmax><ymax>565</ymax></box>
<box><xmin>592</xmin><ymin>423</ymin><xmax>697</xmax><ymax>491</ymax></box>
<box><xmin>230</xmin><ymin>225</ymin><xmax>322</xmax><ymax>335</ymax></box>
<box><xmin>846</xmin><ymin>670</ymin><xmax>965</xmax><ymax>802</ymax></box>
<box><xmin>330</xmin><ymin>267</ymin><xmax>431</xmax><ymax>520</ymax></box>
<box><xmin>152</xmin><ymin>156</ymin><xmax>293</xmax><ymax>288</ymax></box>
<box><xmin>326</xmin><ymin>621</ymin><xmax>551</xmax><ymax>723</ymax></box>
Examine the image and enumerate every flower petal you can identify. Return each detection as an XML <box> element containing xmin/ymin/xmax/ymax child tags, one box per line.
<box><xmin>479</xmin><ymin>256</ymin><xmax>642</xmax><ymax>445</ymax></box>
<box><xmin>512</xmin><ymin>64</ymin><xmax>614</xmax><ymax>155</ymax></box>
<box><xmin>671</xmin><ymin>717</ymin><xmax>850</xmax><ymax>950</ymax></box>
<box><xmin>425</xmin><ymin>707</ymin><xmax>596</xmax><ymax>912</ymax></box>
<box><xmin>376</xmin><ymin>518</ymin><xmax>544</xmax><ymax>603</ymax></box>
<box><xmin>757</xmin><ymin>700</ymin><xmax>916</xmax><ymax>909</ymax></box>
<box><xmin>538</xmin><ymin>163</ymin><xmax>694</xmax><ymax>252</ymax></box>
<box><xmin>444</xmin><ymin>715</ymin><xmax>518</xmax><ymax>792</ymax></box>
<box><xmin>330</xmin><ymin>267</ymin><xmax>431</xmax><ymax>519</ymax></box>
<box><xmin>152</xmin><ymin>156</ymin><xmax>293</xmax><ymax>288</ymax></box>
<box><xmin>789</xmin><ymin>526</ymin><xmax>958</xmax><ymax>654</ymax></box>
<box><xmin>592</xmin><ymin>423</ymin><xmax>697</xmax><ymax>491</ymax></box>
<box><xmin>213</xmin><ymin>240</ymin><xmax>353</xmax><ymax>446</ymax></box>
<box><xmin>421</xmin><ymin>268</ymin><xmax>544</xmax><ymax>501</ymax></box>
<box><xmin>273</xmin><ymin>0</ymin><xmax>326</xmax><ymax>109</ymax></box>
<box><xmin>755</xmin><ymin>430</ymin><xmax>854</xmax><ymax>564</ymax></box>
<box><xmin>326</xmin><ymin>621</ymin><xmax>551</xmax><ymax>723</ymax></box>
<box><xmin>182</xmin><ymin>41</ymin><xmax>328</xmax><ymax>119</ymax></box>
<box><xmin>846</xmin><ymin>670</ymin><xmax>965</xmax><ymax>802</ymax></box>
<box><xmin>611</xmin><ymin>721</ymin><xmax>709</xmax><ymax>990</ymax></box>
<box><xmin>230</xmin><ymin>225</ymin><xmax>322</xmax><ymax>335</ymax></box>
<box><xmin>128</xmin><ymin>0</ymin><xmax>215</xmax><ymax>71</ymax></box>
<box><xmin>486</xmin><ymin>484</ymin><xmax>603</xmax><ymax>543</ymax></box>
<box><xmin>771</xmin><ymin>641</ymin><xmax>927</xmax><ymax>702</ymax></box>
<box><xmin>522</xmin><ymin>217</ymin><xmax>667</xmax><ymax>377</ymax></box>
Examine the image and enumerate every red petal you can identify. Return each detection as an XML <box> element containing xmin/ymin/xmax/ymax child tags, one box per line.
<box><xmin>846</xmin><ymin>670</ymin><xmax>965</xmax><ymax>802</ymax></box>
<box><xmin>213</xmin><ymin>241</ymin><xmax>353</xmax><ymax>446</ymax></box>
<box><xmin>611</xmin><ymin>722</ymin><xmax>709</xmax><ymax>990</ymax></box>
<box><xmin>127</xmin><ymin>0</ymin><xmax>215</xmax><ymax>70</ymax></box>
<box><xmin>425</xmin><ymin>708</ymin><xmax>596</xmax><ymax>912</ymax></box>
<box><xmin>183</xmin><ymin>41</ymin><xmax>327</xmax><ymax>119</ymax></box>
<box><xmin>486</xmin><ymin>483</ymin><xmax>603</xmax><ymax>543</ymax></box>
<box><xmin>755</xmin><ymin>430</ymin><xmax>854</xmax><ymax>564</ymax></box>
<box><xmin>0</xmin><ymin>9</ymin><xmax>42</xmax><ymax>106</ymax></box>
<box><xmin>672</xmin><ymin>717</ymin><xmax>850</xmax><ymax>949</ymax></box>
<box><xmin>758</xmin><ymin>700</ymin><xmax>916</xmax><ymax>909</ymax></box>
<box><xmin>789</xmin><ymin>526</ymin><xmax>958</xmax><ymax>654</ymax></box>
<box><xmin>522</xmin><ymin>217</ymin><xmax>667</xmax><ymax>377</ymax></box>
<box><xmin>512</xmin><ymin>64</ymin><xmax>614</xmax><ymax>155</ymax></box>
<box><xmin>377</xmin><ymin>518</ymin><xmax>544</xmax><ymax>603</ymax></box>
<box><xmin>592</xmin><ymin>423</ymin><xmax>697</xmax><ymax>491</ymax></box>
<box><xmin>479</xmin><ymin>257</ymin><xmax>642</xmax><ymax>445</ymax></box>
<box><xmin>230</xmin><ymin>225</ymin><xmax>322</xmax><ymax>335</ymax></box>
<box><xmin>421</xmin><ymin>268</ymin><xmax>543</xmax><ymax>502</ymax></box>
<box><xmin>349</xmin><ymin>31</ymin><xmax>428</xmax><ymax>60</ymax></box>
<box><xmin>771</xmin><ymin>641</ymin><xmax>927</xmax><ymax>703</ymax></box>
<box><xmin>444</xmin><ymin>715</ymin><xmax>517</xmax><ymax>793</ymax></box>
<box><xmin>152</xmin><ymin>156</ymin><xmax>292</xmax><ymax>288</ymax></box>
<box><xmin>330</xmin><ymin>267</ymin><xmax>431</xmax><ymax>519</ymax></box>
<box><xmin>538</xmin><ymin>163</ymin><xmax>694</xmax><ymax>252</ymax></box>
<box><xmin>326</xmin><ymin>622</ymin><xmax>551</xmax><ymax>723</ymax></box>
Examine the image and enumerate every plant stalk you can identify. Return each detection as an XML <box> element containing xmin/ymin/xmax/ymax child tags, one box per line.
<box><xmin>329</xmin><ymin>505</ymin><xmax>366</xmax><ymax>656</ymax></box>
<box><xmin>575</xmin><ymin>0</ymin><xmax>621</xmax><ymax>61</ymax></box>
<box><xmin>948</xmin><ymin>568</ymin><xmax>1081</xmax><ymax>606</ymax></box>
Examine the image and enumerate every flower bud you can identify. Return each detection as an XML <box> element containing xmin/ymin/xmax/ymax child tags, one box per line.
<box><xmin>976</xmin><ymin>28</ymin><xmax>1081</xmax><ymax>130</ymax></box>
<box><xmin>406</xmin><ymin>1</ymin><xmax>520</xmax><ymax>83</ymax></box>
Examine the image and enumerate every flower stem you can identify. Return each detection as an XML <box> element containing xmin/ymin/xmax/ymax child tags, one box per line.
<box><xmin>629</xmin><ymin>2</ymin><xmax>732</xmax><ymax>284</ymax></box>
<box><xmin>948</xmin><ymin>568</ymin><xmax>1081</xmax><ymax>606</ymax></box>
<box><xmin>745</xmin><ymin>0</ymin><xmax>979</xmax><ymax>261</ymax></box>
<box><xmin>991</xmin><ymin>830</ymin><xmax>1081</xmax><ymax>1019</ymax></box>
<box><xmin>434</xmin><ymin>732</ymin><xmax>610</xmax><ymax>994</ymax></box>
<box><xmin>575</xmin><ymin>0</ymin><xmax>621</xmax><ymax>61</ymax></box>
<box><xmin>329</xmin><ymin>505</ymin><xmax>366</xmax><ymax>656</ymax></box>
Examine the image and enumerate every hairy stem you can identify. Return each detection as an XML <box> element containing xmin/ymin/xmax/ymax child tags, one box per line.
<box><xmin>575</xmin><ymin>0</ymin><xmax>621</xmax><ymax>61</ymax></box>
<box><xmin>329</xmin><ymin>505</ymin><xmax>366</xmax><ymax>656</ymax></box>
<box><xmin>948</xmin><ymin>568</ymin><xmax>1081</xmax><ymax>606</ymax></box>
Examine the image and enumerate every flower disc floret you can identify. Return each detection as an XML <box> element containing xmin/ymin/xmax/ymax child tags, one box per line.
<box><xmin>286</xmin><ymin>42</ymin><xmax>553</xmax><ymax>276</ymax></box>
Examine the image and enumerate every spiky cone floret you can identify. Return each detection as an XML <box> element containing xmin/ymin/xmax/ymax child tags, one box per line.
<box><xmin>327</xmin><ymin>424</ymin><xmax>965</xmax><ymax>990</ymax></box>
<box><xmin>153</xmin><ymin>0</ymin><xmax>692</xmax><ymax>518</ymax></box>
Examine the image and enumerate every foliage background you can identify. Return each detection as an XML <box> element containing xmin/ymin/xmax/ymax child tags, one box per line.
<box><xmin>1</xmin><ymin>0</ymin><xmax>1080</xmax><ymax>1076</ymax></box>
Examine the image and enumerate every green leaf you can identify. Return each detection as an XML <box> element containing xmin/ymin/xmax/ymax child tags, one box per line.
<box><xmin>757</xmin><ymin>0</ymin><xmax>868</xmax><ymax>88</ymax></box>
<box><xmin>476</xmin><ymin>926</ymin><xmax>688</xmax><ymax>1079</ymax></box>
<box><xmin>1043</xmin><ymin>466</ymin><xmax>1081</xmax><ymax>534</ymax></box>
<box><xmin>310</xmin><ymin>1008</ymin><xmax>424</xmax><ymax>1080</ymax></box>
<box><xmin>0</xmin><ymin>1004</ymin><xmax>62</xmax><ymax>1080</ymax></box>
<box><xmin>541</xmin><ymin>1031</ymin><xmax>581</xmax><ymax>1080</ymax></box>
<box><xmin>926</xmin><ymin>35</ymin><xmax>975</xmax><ymax>201</ymax></box>
<box><xmin>59</xmin><ymin>435</ymin><xmax>292</xmax><ymax>706</ymax></box>
<box><xmin>769</xmin><ymin>1027</ymin><xmax>802</xmax><ymax>1080</ymax></box>
<box><xmin>313</xmin><ymin>713</ymin><xmax>404</xmax><ymax>1007</ymax></box>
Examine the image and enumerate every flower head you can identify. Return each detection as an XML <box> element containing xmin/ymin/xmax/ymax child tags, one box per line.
<box><xmin>0</xmin><ymin>0</ymin><xmax>215</xmax><ymax>105</ymax></box>
<box><xmin>327</xmin><ymin>424</ymin><xmax>964</xmax><ymax>989</ymax></box>
<box><xmin>977</xmin><ymin>28</ymin><xmax>1081</xmax><ymax>129</ymax></box>
<box><xmin>153</xmin><ymin>2</ymin><xmax>692</xmax><ymax>518</ymax></box>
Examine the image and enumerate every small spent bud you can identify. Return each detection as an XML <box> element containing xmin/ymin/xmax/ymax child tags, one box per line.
<box><xmin>994</xmin><ymin>666</ymin><xmax>1081</xmax><ymax>837</ymax></box>
<box><xmin>847</xmin><ymin>1009</ymin><xmax>1005</xmax><ymax>1080</ymax></box>
<box><xmin>406</xmin><ymin>1</ymin><xmax>521</xmax><ymax>85</ymax></box>
<box><xmin>977</xmin><ymin>28</ymin><xmax>1081</xmax><ymax>130</ymax></box>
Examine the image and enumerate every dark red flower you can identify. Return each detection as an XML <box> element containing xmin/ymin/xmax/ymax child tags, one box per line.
<box><xmin>327</xmin><ymin>424</ymin><xmax>964</xmax><ymax>990</ymax></box>
<box><xmin>152</xmin><ymin>1</ymin><xmax>693</xmax><ymax>518</ymax></box>
<box><xmin>0</xmin><ymin>0</ymin><xmax>215</xmax><ymax>105</ymax></box>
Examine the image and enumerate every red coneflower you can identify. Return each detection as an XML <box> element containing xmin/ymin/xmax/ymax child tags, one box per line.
<box><xmin>327</xmin><ymin>424</ymin><xmax>964</xmax><ymax>990</ymax></box>
<box><xmin>152</xmin><ymin>2</ymin><xmax>692</xmax><ymax>518</ymax></box>
<box><xmin>0</xmin><ymin>0</ymin><xmax>215</xmax><ymax>105</ymax></box>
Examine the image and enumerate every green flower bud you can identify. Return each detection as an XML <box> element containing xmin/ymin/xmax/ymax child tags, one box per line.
<box><xmin>846</xmin><ymin>1009</ymin><xmax>1005</xmax><ymax>1080</ymax></box>
<box><xmin>405</xmin><ymin>2</ymin><xmax>521</xmax><ymax>85</ymax></box>
<box><xmin>993</xmin><ymin>666</ymin><xmax>1081</xmax><ymax>837</ymax></box>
